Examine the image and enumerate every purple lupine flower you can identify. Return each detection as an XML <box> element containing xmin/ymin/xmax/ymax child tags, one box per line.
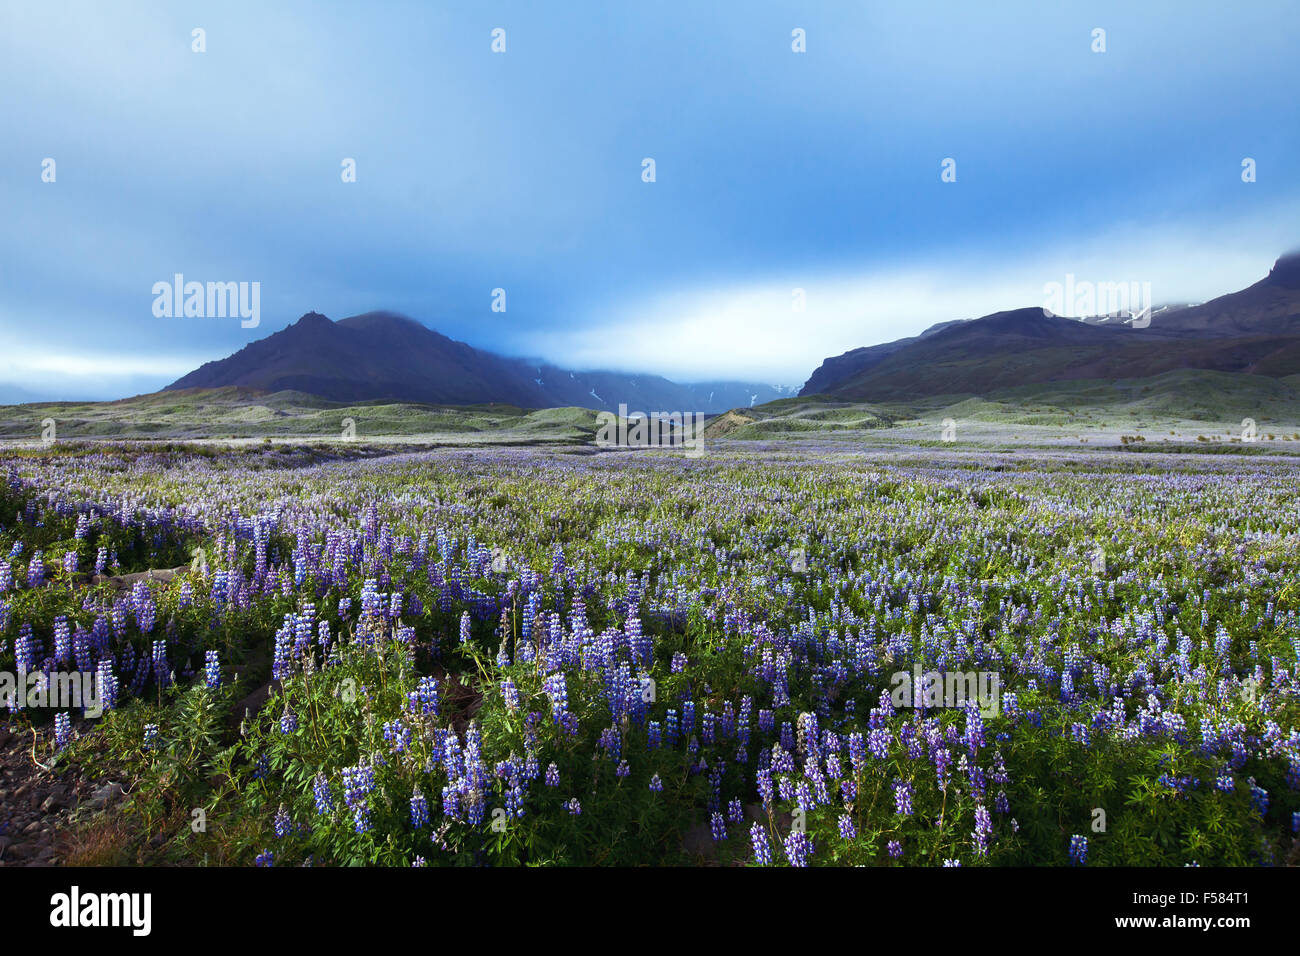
<box><xmin>838</xmin><ymin>814</ymin><xmax>856</xmax><ymax>840</ymax></box>
<box><xmin>382</xmin><ymin>718</ymin><xmax>410</xmax><ymax>753</ymax></box>
<box><xmin>27</xmin><ymin>551</ymin><xmax>45</xmax><ymax>588</ymax></box>
<box><xmin>728</xmin><ymin>798</ymin><xmax>743</xmax><ymax>824</ymax></box>
<box><xmin>1068</xmin><ymin>834</ymin><xmax>1088</xmax><ymax>865</ymax></box>
<box><xmin>54</xmin><ymin>712</ymin><xmax>71</xmax><ymax>750</ymax></box>
<box><xmin>313</xmin><ymin>774</ymin><xmax>334</xmax><ymax>814</ymax></box>
<box><xmin>782</xmin><ymin>831</ymin><xmax>813</xmax><ymax>867</ymax></box>
<box><xmin>410</xmin><ymin>787</ymin><xmax>430</xmax><ymax>829</ymax></box>
<box><xmin>973</xmin><ymin>803</ymin><xmax>992</xmax><ymax>856</ymax></box>
<box><xmin>887</xmin><ymin>839</ymin><xmax>903</xmax><ymax>859</ymax></box>
<box><xmin>750</xmin><ymin>823</ymin><xmax>772</xmax><ymax>865</ymax></box>
<box><xmin>710</xmin><ymin>811</ymin><xmax>727</xmax><ymax>842</ymax></box>
<box><xmin>204</xmin><ymin>650</ymin><xmax>221</xmax><ymax>688</ymax></box>
<box><xmin>53</xmin><ymin>616</ymin><xmax>71</xmax><ymax>664</ymax></box>
<box><xmin>893</xmin><ymin>779</ymin><xmax>914</xmax><ymax>816</ymax></box>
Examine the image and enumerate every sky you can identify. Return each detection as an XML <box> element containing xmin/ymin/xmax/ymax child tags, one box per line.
<box><xmin>1</xmin><ymin>0</ymin><xmax>1298</xmax><ymax>400</ymax></box>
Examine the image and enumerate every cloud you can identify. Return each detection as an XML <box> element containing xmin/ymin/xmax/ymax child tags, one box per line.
<box><xmin>508</xmin><ymin>204</ymin><xmax>1300</xmax><ymax>383</ymax></box>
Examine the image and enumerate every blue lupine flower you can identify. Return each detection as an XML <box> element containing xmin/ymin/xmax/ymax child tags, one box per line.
<box><xmin>782</xmin><ymin>831</ymin><xmax>813</xmax><ymax>867</ymax></box>
<box><xmin>750</xmin><ymin>823</ymin><xmax>772</xmax><ymax>865</ymax></box>
<box><xmin>411</xmin><ymin>787</ymin><xmax>430</xmax><ymax>829</ymax></box>
<box><xmin>204</xmin><ymin>650</ymin><xmax>221</xmax><ymax>688</ymax></box>
<box><xmin>710</xmin><ymin>812</ymin><xmax>727</xmax><ymax>842</ymax></box>
<box><xmin>1068</xmin><ymin>834</ymin><xmax>1088</xmax><ymax>865</ymax></box>
<box><xmin>973</xmin><ymin>803</ymin><xmax>992</xmax><ymax>856</ymax></box>
<box><xmin>1249</xmin><ymin>779</ymin><xmax>1269</xmax><ymax>817</ymax></box>
<box><xmin>382</xmin><ymin>718</ymin><xmax>411</xmax><ymax>753</ymax></box>
<box><xmin>313</xmin><ymin>774</ymin><xmax>334</xmax><ymax>814</ymax></box>
<box><xmin>893</xmin><ymin>779</ymin><xmax>914</xmax><ymax>816</ymax></box>
<box><xmin>54</xmin><ymin>712</ymin><xmax>71</xmax><ymax>750</ymax></box>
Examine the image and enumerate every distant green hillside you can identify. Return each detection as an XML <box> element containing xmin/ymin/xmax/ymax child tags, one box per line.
<box><xmin>709</xmin><ymin>369</ymin><xmax>1300</xmax><ymax>441</ymax></box>
<box><xmin>0</xmin><ymin>387</ymin><xmax>602</xmax><ymax>443</ymax></box>
<box><xmin>6</xmin><ymin>370</ymin><xmax>1300</xmax><ymax>449</ymax></box>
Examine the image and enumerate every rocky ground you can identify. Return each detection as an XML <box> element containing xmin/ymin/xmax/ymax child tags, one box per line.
<box><xmin>0</xmin><ymin>718</ymin><xmax>123</xmax><ymax>866</ymax></box>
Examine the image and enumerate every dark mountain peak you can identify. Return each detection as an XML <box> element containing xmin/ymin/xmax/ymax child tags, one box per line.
<box><xmin>1265</xmin><ymin>252</ymin><xmax>1300</xmax><ymax>290</ymax></box>
<box><xmin>165</xmin><ymin>309</ymin><xmax>787</xmax><ymax>412</ymax></box>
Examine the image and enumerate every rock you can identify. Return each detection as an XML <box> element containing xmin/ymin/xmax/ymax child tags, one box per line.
<box><xmin>39</xmin><ymin>789</ymin><xmax>69</xmax><ymax>813</ymax></box>
<box><xmin>233</xmin><ymin>682</ymin><xmax>275</xmax><ymax>724</ymax></box>
<box><xmin>87</xmin><ymin>782</ymin><xmax>124</xmax><ymax>810</ymax></box>
<box><xmin>93</xmin><ymin>567</ymin><xmax>188</xmax><ymax>591</ymax></box>
<box><xmin>681</xmin><ymin>821</ymin><xmax>718</xmax><ymax>862</ymax></box>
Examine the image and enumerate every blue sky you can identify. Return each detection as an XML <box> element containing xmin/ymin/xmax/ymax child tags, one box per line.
<box><xmin>1</xmin><ymin>0</ymin><xmax>1298</xmax><ymax>400</ymax></box>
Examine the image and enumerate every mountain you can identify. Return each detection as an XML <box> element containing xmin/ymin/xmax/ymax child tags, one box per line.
<box><xmin>801</xmin><ymin>254</ymin><xmax>1300</xmax><ymax>401</ymax></box>
<box><xmin>166</xmin><ymin>311</ymin><xmax>791</xmax><ymax>413</ymax></box>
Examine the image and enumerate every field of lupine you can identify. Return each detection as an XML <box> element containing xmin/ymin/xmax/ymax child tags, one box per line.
<box><xmin>2</xmin><ymin>440</ymin><xmax>1299</xmax><ymax>866</ymax></box>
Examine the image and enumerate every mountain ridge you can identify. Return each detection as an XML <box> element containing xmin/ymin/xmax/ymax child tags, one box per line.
<box><xmin>800</xmin><ymin>255</ymin><xmax>1300</xmax><ymax>401</ymax></box>
<box><xmin>167</xmin><ymin>311</ymin><xmax>792</xmax><ymax>413</ymax></box>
